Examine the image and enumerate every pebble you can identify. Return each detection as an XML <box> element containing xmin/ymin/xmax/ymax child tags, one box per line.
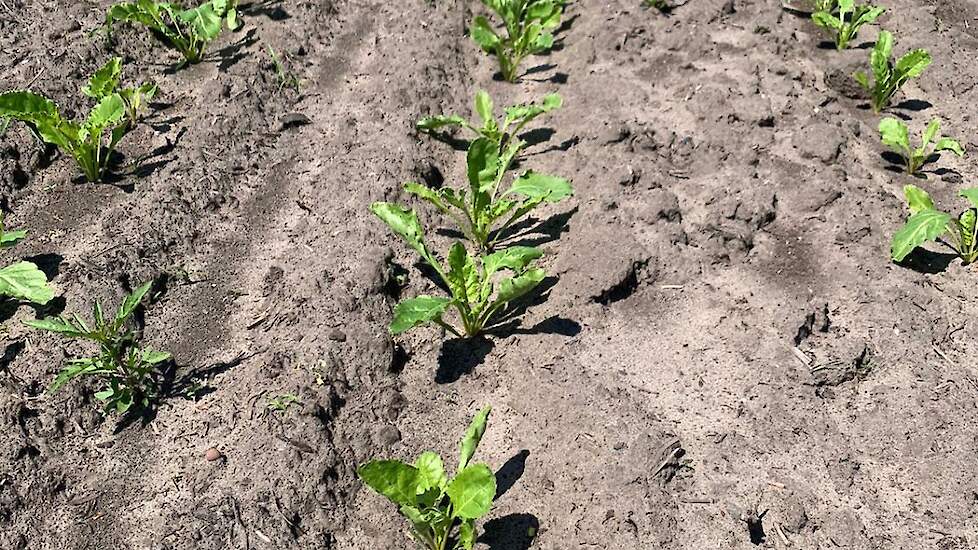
<box><xmin>327</xmin><ymin>329</ymin><xmax>347</xmax><ymax>342</ymax></box>
<box><xmin>204</xmin><ymin>447</ymin><xmax>223</xmax><ymax>462</ymax></box>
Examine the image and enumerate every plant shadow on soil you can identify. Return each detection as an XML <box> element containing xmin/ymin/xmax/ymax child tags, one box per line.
<box><xmin>478</xmin><ymin>513</ymin><xmax>540</xmax><ymax>550</ymax></box>
<box><xmin>494</xmin><ymin>449</ymin><xmax>529</xmax><ymax>500</ymax></box>
<box><xmin>435</xmin><ymin>277</ymin><xmax>581</xmax><ymax>384</ymax></box>
<box><xmin>240</xmin><ymin>0</ymin><xmax>292</xmax><ymax>20</ymax></box>
<box><xmin>896</xmin><ymin>246</ymin><xmax>957</xmax><ymax>274</ymax></box>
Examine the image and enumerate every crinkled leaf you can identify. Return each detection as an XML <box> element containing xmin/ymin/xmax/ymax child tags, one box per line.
<box><xmin>83</xmin><ymin>58</ymin><xmax>122</xmax><ymax>99</ymax></box>
<box><xmin>493</xmin><ymin>267</ymin><xmax>545</xmax><ymax>306</ymax></box>
<box><xmin>503</xmin><ymin>93</ymin><xmax>562</xmax><ymax>128</ymax></box>
<box><xmin>404</xmin><ymin>182</ymin><xmax>450</xmax><ymax>214</ymax></box>
<box><xmin>357</xmin><ymin>460</ymin><xmax>420</xmax><ymax>507</ymax></box>
<box><xmin>446</xmin><ymin>464</ymin><xmax>496</xmax><ymax>520</ymax></box>
<box><xmin>416</xmin><ymin>114</ymin><xmax>467</xmax><ymax>133</ymax></box>
<box><xmin>483</xmin><ymin>246</ymin><xmax>542</xmax><ymax>277</ymax></box>
<box><xmin>471</xmin><ymin>16</ymin><xmax>501</xmax><ymax>51</ymax></box>
<box><xmin>958</xmin><ymin>209</ymin><xmax>977</xmax><ymax>258</ymax></box>
<box><xmin>891</xmin><ymin>209</ymin><xmax>952</xmax><ymax>262</ymax></box>
<box><xmin>0</xmin><ymin>261</ymin><xmax>53</xmax><ymax>304</ymax></box>
<box><xmin>370</xmin><ymin>202</ymin><xmax>435</xmax><ymax>265</ymax></box>
<box><xmin>934</xmin><ymin>137</ymin><xmax>964</xmax><ymax>157</ymax></box>
<box><xmin>448</xmin><ymin>242</ymin><xmax>479</xmax><ymax>304</ymax></box>
<box><xmin>458</xmin><ymin>519</ymin><xmax>477</xmax><ymax>550</ymax></box>
<box><xmin>507</xmin><ymin>171</ymin><xmax>573</xmax><ymax>202</ymax></box>
<box><xmin>474</xmin><ymin>90</ymin><xmax>494</xmax><ymax>127</ymax></box>
<box><xmin>811</xmin><ymin>12</ymin><xmax>842</xmax><ymax>30</ymax></box>
<box><xmin>390</xmin><ymin>296</ymin><xmax>452</xmax><ymax>335</ymax></box>
<box><xmin>878</xmin><ymin>118</ymin><xmax>910</xmax><ymax>154</ymax></box>
<box><xmin>459</xmin><ymin>405</ymin><xmax>491</xmax><ymax>470</ymax></box>
<box><xmin>414</xmin><ymin>451</ymin><xmax>447</xmax><ymax>494</ymax></box>
<box><xmin>894</xmin><ymin>49</ymin><xmax>931</xmax><ymax>79</ymax></box>
<box><xmin>904</xmin><ymin>184</ymin><xmax>934</xmax><ymax>215</ymax></box>
<box><xmin>870</xmin><ymin>30</ymin><xmax>893</xmax><ymax>80</ymax></box>
<box><xmin>84</xmin><ymin>93</ymin><xmax>126</xmax><ymax>135</ymax></box>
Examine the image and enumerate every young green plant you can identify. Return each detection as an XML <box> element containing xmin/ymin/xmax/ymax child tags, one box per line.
<box><xmin>82</xmin><ymin>57</ymin><xmax>157</xmax><ymax>128</ymax></box>
<box><xmin>105</xmin><ymin>0</ymin><xmax>239</xmax><ymax>66</ymax></box>
<box><xmin>26</xmin><ymin>281</ymin><xmax>171</xmax><ymax>413</ymax></box>
<box><xmin>370</xmin><ymin>203</ymin><xmax>545</xmax><ymax>337</ymax></box>
<box><xmin>854</xmin><ymin>30</ymin><xmax>931</xmax><ymax>113</ymax></box>
<box><xmin>406</xmin><ymin>137</ymin><xmax>572</xmax><ymax>252</ymax></box>
<box><xmin>417</xmin><ymin>90</ymin><xmax>562</xmax><ymax>155</ymax></box>
<box><xmin>0</xmin><ymin>88</ymin><xmax>128</xmax><ymax>183</ymax></box>
<box><xmin>471</xmin><ymin>0</ymin><xmax>564</xmax><ymax>82</ymax></box>
<box><xmin>0</xmin><ymin>214</ymin><xmax>54</xmax><ymax>305</ymax></box>
<box><xmin>811</xmin><ymin>0</ymin><xmax>884</xmax><ymax>50</ymax></box>
<box><xmin>358</xmin><ymin>406</ymin><xmax>496</xmax><ymax>550</ymax></box>
<box><xmin>891</xmin><ymin>185</ymin><xmax>978</xmax><ymax>265</ymax></box>
<box><xmin>878</xmin><ymin>118</ymin><xmax>964</xmax><ymax>176</ymax></box>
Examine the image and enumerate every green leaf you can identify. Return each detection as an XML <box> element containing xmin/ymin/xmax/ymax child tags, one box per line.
<box><xmin>920</xmin><ymin>119</ymin><xmax>940</xmax><ymax>149</ymax></box>
<box><xmin>178</xmin><ymin>2</ymin><xmax>224</xmax><ymax>41</ymax></box>
<box><xmin>50</xmin><ymin>361</ymin><xmax>100</xmax><ymax>393</ymax></box>
<box><xmin>370</xmin><ymin>202</ymin><xmax>435</xmax><ymax>265</ymax></box>
<box><xmin>958</xmin><ymin>209</ymin><xmax>977</xmax><ymax>258</ymax></box>
<box><xmin>458</xmin><ymin>405</ymin><xmax>491</xmax><ymax>470</ymax></box>
<box><xmin>959</xmin><ymin>188</ymin><xmax>978</xmax><ymax>209</ymax></box>
<box><xmin>507</xmin><ymin>171</ymin><xmax>573</xmax><ymax>202</ymax></box>
<box><xmin>483</xmin><ymin>246</ymin><xmax>542</xmax><ymax>277</ymax></box>
<box><xmin>0</xmin><ymin>261</ymin><xmax>53</xmax><ymax>304</ymax></box>
<box><xmin>853</xmin><ymin>71</ymin><xmax>870</xmax><ymax>91</ymax></box>
<box><xmin>0</xmin><ymin>228</ymin><xmax>27</xmax><ymax>249</ymax></box>
<box><xmin>891</xmin><ymin>209</ymin><xmax>952</xmax><ymax>262</ymax></box>
<box><xmin>870</xmin><ymin>30</ymin><xmax>893</xmax><ymax>81</ymax></box>
<box><xmin>0</xmin><ymin>90</ymin><xmax>60</xmax><ymax>121</ymax></box>
<box><xmin>458</xmin><ymin>519</ymin><xmax>477</xmax><ymax>550</ymax></box>
<box><xmin>811</xmin><ymin>12</ymin><xmax>842</xmax><ymax>31</ymax></box>
<box><xmin>141</xmin><ymin>348</ymin><xmax>171</xmax><ymax>365</ymax></box>
<box><xmin>904</xmin><ymin>184</ymin><xmax>934</xmax><ymax>214</ymax></box>
<box><xmin>934</xmin><ymin>137</ymin><xmax>964</xmax><ymax>157</ymax></box>
<box><xmin>390</xmin><ymin>296</ymin><xmax>452</xmax><ymax>334</ymax></box>
<box><xmin>404</xmin><ymin>182</ymin><xmax>450</xmax><ymax>214</ymax></box>
<box><xmin>493</xmin><ymin>268</ymin><xmax>545</xmax><ymax>306</ymax></box>
<box><xmin>878</xmin><ymin>118</ymin><xmax>910</xmax><ymax>154</ymax></box>
<box><xmin>447</xmin><ymin>242</ymin><xmax>479</xmax><ymax>304</ymax></box>
<box><xmin>467</xmin><ymin>138</ymin><xmax>500</xmax><ymax>195</ymax></box>
<box><xmin>471</xmin><ymin>16</ymin><xmax>501</xmax><ymax>51</ymax></box>
<box><xmin>84</xmin><ymin>93</ymin><xmax>126</xmax><ymax>134</ymax></box>
<box><xmin>503</xmin><ymin>93</ymin><xmax>563</xmax><ymax>128</ymax></box>
<box><xmin>416</xmin><ymin>114</ymin><xmax>467</xmax><ymax>133</ymax></box>
<box><xmin>474</xmin><ymin>90</ymin><xmax>494</xmax><ymax>127</ymax></box>
<box><xmin>357</xmin><ymin>460</ymin><xmax>420</xmax><ymax>507</ymax></box>
<box><xmin>446</xmin><ymin>464</ymin><xmax>496</xmax><ymax>520</ymax></box>
<box><xmin>116</xmin><ymin>280</ymin><xmax>153</xmax><ymax>325</ymax></box>
<box><xmin>415</xmin><ymin>451</ymin><xmax>448</xmax><ymax>494</ymax></box>
<box><xmin>82</xmin><ymin>58</ymin><xmax>122</xmax><ymax>99</ymax></box>
<box><xmin>894</xmin><ymin>49</ymin><xmax>931</xmax><ymax>79</ymax></box>
<box><xmin>25</xmin><ymin>316</ymin><xmax>86</xmax><ymax>337</ymax></box>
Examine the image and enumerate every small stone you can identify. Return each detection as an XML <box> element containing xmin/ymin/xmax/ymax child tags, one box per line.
<box><xmin>204</xmin><ymin>447</ymin><xmax>223</xmax><ymax>462</ymax></box>
<box><xmin>278</xmin><ymin>113</ymin><xmax>311</xmax><ymax>131</ymax></box>
<box><xmin>328</xmin><ymin>329</ymin><xmax>347</xmax><ymax>342</ymax></box>
<box><xmin>374</xmin><ymin>425</ymin><xmax>401</xmax><ymax>446</ymax></box>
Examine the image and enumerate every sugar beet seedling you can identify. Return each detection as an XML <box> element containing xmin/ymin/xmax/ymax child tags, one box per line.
<box><xmin>854</xmin><ymin>30</ymin><xmax>931</xmax><ymax>113</ymax></box>
<box><xmin>105</xmin><ymin>0</ymin><xmax>239</xmax><ymax>66</ymax></box>
<box><xmin>370</xmin><ymin>203</ymin><xmax>545</xmax><ymax>337</ymax></box>
<box><xmin>891</xmin><ymin>185</ymin><xmax>978</xmax><ymax>265</ymax></box>
<box><xmin>83</xmin><ymin>57</ymin><xmax>158</xmax><ymax>129</ymax></box>
<box><xmin>0</xmin><ymin>82</ymin><xmax>131</xmax><ymax>183</ymax></box>
<box><xmin>27</xmin><ymin>281</ymin><xmax>171</xmax><ymax>414</ymax></box>
<box><xmin>358</xmin><ymin>406</ymin><xmax>497</xmax><ymax>550</ymax></box>
<box><xmin>471</xmin><ymin>0</ymin><xmax>565</xmax><ymax>82</ymax></box>
<box><xmin>878</xmin><ymin>118</ymin><xmax>964</xmax><ymax>176</ymax></box>
<box><xmin>811</xmin><ymin>0</ymin><xmax>884</xmax><ymax>50</ymax></box>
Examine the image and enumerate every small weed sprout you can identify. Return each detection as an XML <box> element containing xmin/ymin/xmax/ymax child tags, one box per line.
<box><xmin>878</xmin><ymin>118</ymin><xmax>964</xmax><ymax>176</ymax></box>
<box><xmin>471</xmin><ymin>0</ymin><xmax>565</xmax><ymax>82</ymax></box>
<box><xmin>26</xmin><ymin>281</ymin><xmax>171</xmax><ymax>414</ymax></box>
<box><xmin>267</xmin><ymin>393</ymin><xmax>301</xmax><ymax>412</ymax></box>
<box><xmin>0</xmin><ymin>214</ymin><xmax>54</xmax><ymax>305</ymax></box>
<box><xmin>891</xmin><ymin>185</ymin><xmax>978</xmax><ymax>265</ymax></box>
<box><xmin>105</xmin><ymin>0</ymin><xmax>239</xmax><ymax>66</ymax></box>
<box><xmin>812</xmin><ymin>0</ymin><xmax>884</xmax><ymax>50</ymax></box>
<box><xmin>854</xmin><ymin>30</ymin><xmax>931</xmax><ymax>113</ymax></box>
<box><xmin>267</xmin><ymin>46</ymin><xmax>301</xmax><ymax>94</ymax></box>
<box><xmin>358</xmin><ymin>406</ymin><xmax>497</xmax><ymax>550</ymax></box>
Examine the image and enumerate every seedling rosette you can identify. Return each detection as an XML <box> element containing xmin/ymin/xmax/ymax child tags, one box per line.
<box><xmin>417</xmin><ymin>90</ymin><xmax>562</xmax><ymax>155</ymax></box>
<box><xmin>811</xmin><ymin>0</ymin><xmax>884</xmax><ymax>50</ymax></box>
<box><xmin>891</xmin><ymin>185</ymin><xmax>978</xmax><ymax>265</ymax></box>
<box><xmin>105</xmin><ymin>0</ymin><xmax>240</xmax><ymax>66</ymax></box>
<box><xmin>471</xmin><ymin>0</ymin><xmax>564</xmax><ymax>82</ymax></box>
<box><xmin>854</xmin><ymin>30</ymin><xmax>931</xmax><ymax>113</ymax></box>
<box><xmin>878</xmin><ymin>118</ymin><xmax>964</xmax><ymax>176</ymax></box>
<box><xmin>358</xmin><ymin>406</ymin><xmax>497</xmax><ymax>550</ymax></box>
<box><xmin>83</xmin><ymin>57</ymin><xmax>158</xmax><ymax>129</ymax></box>
<box><xmin>26</xmin><ymin>281</ymin><xmax>171</xmax><ymax>413</ymax></box>
<box><xmin>371</xmin><ymin>203</ymin><xmax>545</xmax><ymax>337</ymax></box>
